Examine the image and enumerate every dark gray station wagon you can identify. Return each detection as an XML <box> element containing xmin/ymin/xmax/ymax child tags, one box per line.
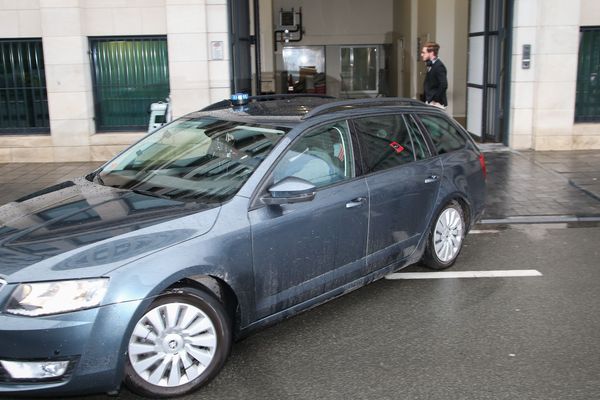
<box><xmin>0</xmin><ymin>96</ymin><xmax>486</xmax><ymax>398</ymax></box>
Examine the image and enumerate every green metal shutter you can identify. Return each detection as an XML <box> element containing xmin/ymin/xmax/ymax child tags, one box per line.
<box><xmin>0</xmin><ymin>39</ymin><xmax>50</xmax><ymax>134</ymax></box>
<box><xmin>90</xmin><ymin>36</ymin><xmax>170</xmax><ymax>131</ymax></box>
<box><xmin>576</xmin><ymin>28</ymin><xmax>600</xmax><ymax>122</ymax></box>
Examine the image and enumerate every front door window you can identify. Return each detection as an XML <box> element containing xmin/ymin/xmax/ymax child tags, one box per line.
<box><xmin>273</xmin><ymin>121</ymin><xmax>355</xmax><ymax>187</ymax></box>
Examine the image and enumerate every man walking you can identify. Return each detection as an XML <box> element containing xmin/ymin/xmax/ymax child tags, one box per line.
<box><xmin>421</xmin><ymin>41</ymin><xmax>448</xmax><ymax>109</ymax></box>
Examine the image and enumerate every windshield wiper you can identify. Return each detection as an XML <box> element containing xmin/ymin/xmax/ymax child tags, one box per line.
<box><xmin>86</xmin><ymin>170</ymin><xmax>105</xmax><ymax>185</ymax></box>
<box><xmin>95</xmin><ymin>172</ymin><xmax>105</xmax><ymax>186</ymax></box>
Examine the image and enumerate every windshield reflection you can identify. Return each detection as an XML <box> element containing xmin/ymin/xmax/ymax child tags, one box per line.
<box><xmin>98</xmin><ymin>117</ymin><xmax>289</xmax><ymax>203</ymax></box>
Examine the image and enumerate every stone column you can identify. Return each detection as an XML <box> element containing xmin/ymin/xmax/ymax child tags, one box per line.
<box><xmin>207</xmin><ymin>0</ymin><xmax>231</xmax><ymax>102</ymax></box>
<box><xmin>166</xmin><ymin>0</ymin><xmax>230</xmax><ymax>118</ymax></box>
<box><xmin>40</xmin><ymin>0</ymin><xmax>94</xmax><ymax>161</ymax></box>
<box><xmin>533</xmin><ymin>0</ymin><xmax>581</xmax><ymax>150</ymax></box>
<box><xmin>509</xmin><ymin>0</ymin><xmax>539</xmax><ymax>149</ymax></box>
<box><xmin>510</xmin><ymin>0</ymin><xmax>581</xmax><ymax>150</ymax></box>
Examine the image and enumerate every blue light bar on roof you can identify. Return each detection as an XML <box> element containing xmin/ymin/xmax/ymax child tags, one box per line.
<box><xmin>231</xmin><ymin>93</ymin><xmax>249</xmax><ymax>106</ymax></box>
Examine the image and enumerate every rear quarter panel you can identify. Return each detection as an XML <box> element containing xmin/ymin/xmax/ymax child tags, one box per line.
<box><xmin>437</xmin><ymin>145</ymin><xmax>486</xmax><ymax>228</ymax></box>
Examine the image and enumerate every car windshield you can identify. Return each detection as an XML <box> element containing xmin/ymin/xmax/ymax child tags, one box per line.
<box><xmin>96</xmin><ymin>117</ymin><xmax>289</xmax><ymax>203</ymax></box>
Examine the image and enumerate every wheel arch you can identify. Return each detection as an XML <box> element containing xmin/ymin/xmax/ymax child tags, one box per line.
<box><xmin>435</xmin><ymin>192</ymin><xmax>473</xmax><ymax>232</ymax></box>
<box><xmin>122</xmin><ymin>275</ymin><xmax>235</xmax><ymax>396</ymax></box>
<box><xmin>111</xmin><ymin>268</ymin><xmax>245</xmax><ymax>392</ymax></box>
<box><xmin>168</xmin><ymin>275</ymin><xmax>241</xmax><ymax>338</ymax></box>
<box><xmin>452</xmin><ymin>195</ymin><xmax>472</xmax><ymax>232</ymax></box>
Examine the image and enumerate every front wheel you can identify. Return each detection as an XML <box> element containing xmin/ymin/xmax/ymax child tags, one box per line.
<box><xmin>422</xmin><ymin>201</ymin><xmax>465</xmax><ymax>270</ymax></box>
<box><xmin>124</xmin><ymin>287</ymin><xmax>232</xmax><ymax>398</ymax></box>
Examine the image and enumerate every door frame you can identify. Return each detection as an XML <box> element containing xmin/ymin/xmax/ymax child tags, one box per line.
<box><xmin>466</xmin><ymin>0</ymin><xmax>514</xmax><ymax>144</ymax></box>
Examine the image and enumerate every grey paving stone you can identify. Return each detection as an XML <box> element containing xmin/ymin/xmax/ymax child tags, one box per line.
<box><xmin>483</xmin><ymin>150</ymin><xmax>600</xmax><ymax>219</ymax></box>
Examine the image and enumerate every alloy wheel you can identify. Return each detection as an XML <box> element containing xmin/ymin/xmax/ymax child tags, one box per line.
<box><xmin>433</xmin><ymin>207</ymin><xmax>464</xmax><ymax>263</ymax></box>
<box><xmin>128</xmin><ymin>302</ymin><xmax>218</xmax><ymax>388</ymax></box>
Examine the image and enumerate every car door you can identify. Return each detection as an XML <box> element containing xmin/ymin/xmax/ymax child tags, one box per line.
<box><xmin>352</xmin><ymin>113</ymin><xmax>443</xmax><ymax>272</ymax></box>
<box><xmin>248</xmin><ymin>121</ymin><xmax>369</xmax><ymax>319</ymax></box>
<box><xmin>417</xmin><ymin>113</ymin><xmax>486</xmax><ymax>211</ymax></box>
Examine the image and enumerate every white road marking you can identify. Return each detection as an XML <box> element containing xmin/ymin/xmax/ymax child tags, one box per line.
<box><xmin>469</xmin><ymin>229</ymin><xmax>501</xmax><ymax>234</ymax></box>
<box><xmin>384</xmin><ymin>270</ymin><xmax>543</xmax><ymax>280</ymax></box>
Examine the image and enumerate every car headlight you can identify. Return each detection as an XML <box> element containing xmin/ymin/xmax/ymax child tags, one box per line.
<box><xmin>5</xmin><ymin>278</ymin><xmax>109</xmax><ymax>317</ymax></box>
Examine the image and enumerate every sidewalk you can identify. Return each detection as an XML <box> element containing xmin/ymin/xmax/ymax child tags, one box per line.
<box><xmin>481</xmin><ymin>146</ymin><xmax>600</xmax><ymax>223</ymax></box>
<box><xmin>0</xmin><ymin>148</ymin><xmax>599</xmax><ymax>222</ymax></box>
<box><xmin>0</xmin><ymin>162</ymin><xmax>102</xmax><ymax>206</ymax></box>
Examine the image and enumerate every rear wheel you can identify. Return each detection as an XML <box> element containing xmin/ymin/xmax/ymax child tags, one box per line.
<box><xmin>423</xmin><ymin>201</ymin><xmax>465</xmax><ymax>270</ymax></box>
<box><xmin>124</xmin><ymin>287</ymin><xmax>231</xmax><ymax>398</ymax></box>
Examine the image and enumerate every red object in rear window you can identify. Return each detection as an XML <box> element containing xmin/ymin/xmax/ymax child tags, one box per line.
<box><xmin>389</xmin><ymin>141</ymin><xmax>405</xmax><ymax>154</ymax></box>
<box><xmin>479</xmin><ymin>153</ymin><xmax>487</xmax><ymax>179</ymax></box>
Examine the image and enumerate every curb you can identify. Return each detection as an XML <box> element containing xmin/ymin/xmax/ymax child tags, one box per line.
<box><xmin>479</xmin><ymin>215</ymin><xmax>600</xmax><ymax>224</ymax></box>
<box><xmin>568</xmin><ymin>179</ymin><xmax>600</xmax><ymax>202</ymax></box>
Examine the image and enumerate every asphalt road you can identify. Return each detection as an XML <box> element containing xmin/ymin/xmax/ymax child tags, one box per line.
<box><xmin>60</xmin><ymin>222</ymin><xmax>600</xmax><ymax>400</ymax></box>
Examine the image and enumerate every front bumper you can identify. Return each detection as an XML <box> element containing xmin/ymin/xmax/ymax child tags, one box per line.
<box><xmin>0</xmin><ymin>298</ymin><xmax>143</xmax><ymax>397</ymax></box>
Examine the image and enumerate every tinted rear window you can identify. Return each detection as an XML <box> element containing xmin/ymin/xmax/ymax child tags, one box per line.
<box><xmin>419</xmin><ymin>115</ymin><xmax>467</xmax><ymax>154</ymax></box>
<box><xmin>352</xmin><ymin>114</ymin><xmax>417</xmax><ymax>173</ymax></box>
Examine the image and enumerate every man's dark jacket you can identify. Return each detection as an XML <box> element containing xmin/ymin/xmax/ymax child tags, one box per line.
<box><xmin>423</xmin><ymin>58</ymin><xmax>448</xmax><ymax>106</ymax></box>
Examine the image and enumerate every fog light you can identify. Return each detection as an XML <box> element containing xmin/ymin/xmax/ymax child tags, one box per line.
<box><xmin>0</xmin><ymin>360</ymin><xmax>69</xmax><ymax>379</ymax></box>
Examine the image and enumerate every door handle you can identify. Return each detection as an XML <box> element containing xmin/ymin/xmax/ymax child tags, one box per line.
<box><xmin>346</xmin><ymin>197</ymin><xmax>366</xmax><ymax>209</ymax></box>
<box><xmin>424</xmin><ymin>175</ymin><xmax>440</xmax><ymax>184</ymax></box>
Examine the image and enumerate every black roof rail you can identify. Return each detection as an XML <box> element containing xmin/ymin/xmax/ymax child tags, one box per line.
<box><xmin>200</xmin><ymin>93</ymin><xmax>335</xmax><ymax>112</ymax></box>
<box><xmin>303</xmin><ymin>97</ymin><xmax>426</xmax><ymax>119</ymax></box>
<box><xmin>250</xmin><ymin>93</ymin><xmax>334</xmax><ymax>101</ymax></box>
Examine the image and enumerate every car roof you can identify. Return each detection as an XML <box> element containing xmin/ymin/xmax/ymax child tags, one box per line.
<box><xmin>191</xmin><ymin>94</ymin><xmax>440</xmax><ymax>126</ymax></box>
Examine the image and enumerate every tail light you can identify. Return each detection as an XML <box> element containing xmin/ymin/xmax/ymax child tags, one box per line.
<box><xmin>478</xmin><ymin>153</ymin><xmax>487</xmax><ymax>179</ymax></box>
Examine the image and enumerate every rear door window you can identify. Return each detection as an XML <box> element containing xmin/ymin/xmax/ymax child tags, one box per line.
<box><xmin>352</xmin><ymin>114</ymin><xmax>422</xmax><ymax>174</ymax></box>
<box><xmin>418</xmin><ymin>114</ymin><xmax>467</xmax><ymax>154</ymax></box>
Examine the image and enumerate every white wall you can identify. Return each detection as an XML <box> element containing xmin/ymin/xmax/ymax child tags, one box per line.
<box><xmin>165</xmin><ymin>0</ymin><xmax>230</xmax><ymax>117</ymax></box>
<box><xmin>272</xmin><ymin>0</ymin><xmax>394</xmax><ymax>46</ymax></box>
<box><xmin>0</xmin><ymin>0</ymin><xmax>230</xmax><ymax>162</ymax></box>
<box><xmin>509</xmin><ymin>0</ymin><xmax>600</xmax><ymax>150</ymax></box>
<box><xmin>533</xmin><ymin>0</ymin><xmax>581</xmax><ymax>150</ymax></box>
<box><xmin>581</xmin><ymin>0</ymin><xmax>600</xmax><ymax>26</ymax></box>
<box><xmin>0</xmin><ymin>0</ymin><xmax>42</xmax><ymax>38</ymax></box>
<box><xmin>509</xmin><ymin>0</ymin><xmax>539</xmax><ymax>149</ymax></box>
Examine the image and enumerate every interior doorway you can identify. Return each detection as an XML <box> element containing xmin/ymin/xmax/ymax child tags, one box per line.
<box><xmin>232</xmin><ymin>0</ymin><xmax>488</xmax><ymax>132</ymax></box>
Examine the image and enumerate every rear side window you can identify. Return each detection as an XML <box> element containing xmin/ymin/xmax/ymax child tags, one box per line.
<box><xmin>353</xmin><ymin>114</ymin><xmax>422</xmax><ymax>173</ymax></box>
<box><xmin>419</xmin><ymin>115</ymin><xmax>467</xmax><ymax>154</ymax></box>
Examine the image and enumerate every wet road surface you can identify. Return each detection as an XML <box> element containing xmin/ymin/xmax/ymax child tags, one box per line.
<box><xmin>62</xmin><ymin>222</ymin><xmax>600</xmax><ymax>400</ymax></box>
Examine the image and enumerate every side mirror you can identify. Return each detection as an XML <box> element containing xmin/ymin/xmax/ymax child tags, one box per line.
<box><xmin>261</xmin><ymin>177</ymin><xmax>316</xmax><ymax>205</ymax></box>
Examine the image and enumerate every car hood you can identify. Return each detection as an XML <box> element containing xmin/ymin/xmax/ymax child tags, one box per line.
<box><xmin>0</xmin><ymin>178</ymin><xmax>219</xmax><ymax>282</ymax></box>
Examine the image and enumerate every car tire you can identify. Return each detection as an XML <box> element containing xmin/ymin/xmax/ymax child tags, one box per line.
<box><xmin>124</xmin><ymin>286</ymin><xmax>232</xmax><ymax>398</ymax></box>
<box><xmin>422</xmin><ymin>201</ymin><xmax>465</xmax><ymax>270</ymax></box>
